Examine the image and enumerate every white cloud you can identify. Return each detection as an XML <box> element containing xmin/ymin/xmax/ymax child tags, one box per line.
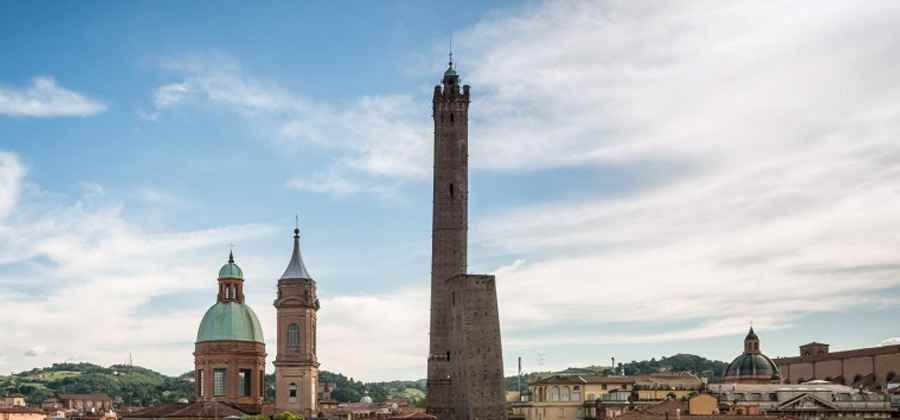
<box><xmin>103</xmin><ymin>1</ymin><xmax>900</xmax><ymax>377</ymax></box>
<box><xmin>459</xmin><ymin>1</ymin><xmax>900</xmax><ymax>350</ymax></box>
<box><xmin>0</xmin><ymin>77</ymin><xmax>106</xmax><ymax>117</ymax></box>
<box><xmin>149</xmin><ymin>56</ymin><xmax>430</xmax><ymax>192</ymax></box>
<box><xmin>24</xmin><ymin>346</ymin><xmax>46</xmax><ymax>357</ymax></box>
<box><xmin>154</xmin><ymin>83</ymin><xmax>192</xmax><ymax>108</ymax></box>
<box><xmin>0</xmin><ymin>150</ymin><xmax>276</xmax><ymax>374</ymax></box>
<box><xmin>317</xmin><ymin>290</ymin><xmax>428</xmax><ymax>380</ymax></box>
<box><xmin>287</xmin><ymin>174</ymin><xmax>361</xmax><ymax>196</ymax></box>
<box><xmin>0</xmin><ymin>152</ymin><xmax>24</xmax><ymax>220</ymax></box>
<box><xmin>882</xmin><ymin>337</ymin><xmax>900</xmax><ymax>346</ymax></box>
<box><xmin>79</xmin><ymin>182</ymin><xmax>105</xmax><ymax>198</ymax></box>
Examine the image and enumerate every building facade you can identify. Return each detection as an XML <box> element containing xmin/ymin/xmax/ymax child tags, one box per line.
<box><xmin>56</xmin><ymin>395</ymin><xmax>113</xmax><ymax>413</ymax></box>
<box><xmin>774</xmin><ymin>342</ymin><xmax>900</xmax><ymax>387</ymax></box>
<box><xmin>193</xmin><ymin>253</ymin><xmax>267</xmax><ymax>410</ymax></box>
<box><xmin>707</xmin><ymin>382</ymin><xmax>894</xmax><ymax>419</ymax></box>
<box><xmin>273</xmin><ymin>227</ymin><xmax>320</xmax><ymax>417</ymax></box>
<box><xmin>0</xmin><ymin>396</ymin><xmax>25</xmax><ymax>409</ymax></box>
<box><xmin>515</xmin><ymin>375</ymin><xmax>635</xmax><ymax>420</ymax></box>
<box><xmin>0</xmin><ymin>407</ymin><xmax>45</xmax><ymax>420</ymax></box>
<box><xmin>514</xmin><ymin>373</ymin><xmax>707</xmax><ymax>420</ymax></box>
<box><xmin>426</xmin><ymin>57</ymin><xmax>506</xmax><ymax>420</ymax></box>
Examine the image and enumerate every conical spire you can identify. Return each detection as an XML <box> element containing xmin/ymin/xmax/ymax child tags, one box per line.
<box><xmin>280</xmin><ymin>227</ymin><xmax>311</xmax><ymax>280</ymax></box>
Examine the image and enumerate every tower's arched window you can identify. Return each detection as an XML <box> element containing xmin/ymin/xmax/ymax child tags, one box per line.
<box><xmin>449</xmin><ymin>183</ymin><xmax>454</xmax><ymax>199</ymax></box>
<box><xmin>289</xmin><ymin>383</ymin><xmax>298</xmax><ymax>403</ymax></box>
<box><xmin>450</xmin><ymin>113</ymin><xmax>455</xmax><ymax>124</ymax></box>
<box><xmin>287</xmin><ymin>323</ymin><xmax>300</xmax><ymax>349</ymax></box>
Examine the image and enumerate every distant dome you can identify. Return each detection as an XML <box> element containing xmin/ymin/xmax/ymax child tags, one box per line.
<box><xmin>196</xmin><ymin>302</ymin><xmax>264</xmax><ymax>343</ymax></box>
<box><xmin>722</xmin><ymin>327</ymin><xmax>781</xmax><ymax>384</ymax></box>
<box><xmin>360</xmin><ymin>393</ymin><xmax>373</xmax><ymax>404</ymax></box>
<box><xmin>724</xmin><ymin>353</ymin><xmax>780</xmax><ymax>379</ymax></box>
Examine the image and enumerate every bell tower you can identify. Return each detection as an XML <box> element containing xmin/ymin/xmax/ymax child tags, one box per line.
<box><xmin>427</xmin><ymin>54</ymin><xmax>471</xmax><ymax>420</ymax></box>
<box><xmin>426</xmin><ymin>53</ymin><xmax>506</xmax><ymax>420</ymax></box>
<box><xmin>273</xmin><ymin>226</ymin><xmax>319</xmax><ymax>417</ymax></box>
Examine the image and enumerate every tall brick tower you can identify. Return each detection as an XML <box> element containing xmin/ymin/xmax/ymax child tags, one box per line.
<box><xmin>274</xmin><ymin>226</ymin><xmax>319</xmax><ymax>417</ymax></box>
<box><xmin>427</xmin><ymin>55</ymin><xmax>506</xmax><ymax>420</ymax></box>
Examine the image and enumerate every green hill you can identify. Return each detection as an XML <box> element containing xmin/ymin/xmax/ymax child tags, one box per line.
<box><xmin>503</xmin><ymin>354</ymin><xmax>729</xmax><ymax>391</ymax></box>
<box><xmin>1</xmin><ymin>363</ymin><xmax>426</xmax><ymax>407</ymax></box>
<box><xmin>2</xmin><ymin>354</ymin><xmax>725</xmax><ymax>406</ymax></box>
<box><xmin>1</xmin><ymin>363</ymin><xmax>193</xmax><ymax>406</ymax></box>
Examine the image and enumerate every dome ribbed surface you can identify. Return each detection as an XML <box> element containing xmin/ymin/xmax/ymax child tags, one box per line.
<box><xmin>218</xmin><ymin>261</ymin><xmax>243</xmax><ymax>279</ymax></box>
<box><xmin>724</xmin><ymin>353</ymin><xmax>780</xmax><ymax>378</ymax></box>
<box><xmin>196</xmin><ymin>302</ymin><xmax>264</xmax><ymax>343</ymax></box>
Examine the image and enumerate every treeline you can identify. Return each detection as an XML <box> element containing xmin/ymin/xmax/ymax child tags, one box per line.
<box><xmin>502</xmin><ymin>354</ymin><xmax>729</xmax><ymax>391</ymax></box>
<box><xmin>2</xmin><ymin>355</ymin><xmax>726</xmax><ymax>407</ymax></box>
<box><xmin>1</xmin><ymin>363</ymin><xmax>425</xmax><ymax>407</ymax></box>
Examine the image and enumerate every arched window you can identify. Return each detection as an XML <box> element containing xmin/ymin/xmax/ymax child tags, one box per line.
<box><xmin>289</xmin><ymin>383</ymin><xmax>298</xmax><ymax>403</ymax></box>
<box><xmin>549</xmin><ymin>386</ymin><xmax>560</xmax><ymax>401</ymax></box>
<box><xmin>288</xmin><ymin>323</ymin><xmax>300</xmax><ymax>349</ymax></box>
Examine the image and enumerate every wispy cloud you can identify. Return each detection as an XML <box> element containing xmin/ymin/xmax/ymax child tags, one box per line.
<box><xmin>0</xmin><ymin>77</ymin><xmax>106</xmax><ymax>117</ymax></box>
<box><xmin>458</xmin><ymin>1</ymin><xmax>900</xmax><ymax>350</ymax></box>
<box><xmin>148</xmin><ymin>56</ymin><xmax>430</xmax><ymax>196</ymax></box>
<box><xmin>0</xmin><ymin>152</ymin><xmax>24</xmax><ymax>219</ymax></box>
<box><xmin>0</xmin><ymin>151</ymin><xmax>276</xmax><ymax>374</ymax></box>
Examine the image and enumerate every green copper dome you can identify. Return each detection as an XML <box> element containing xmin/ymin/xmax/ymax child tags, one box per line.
<box><xmin>724</xmin><ymin>353</ymin><xmax>780</xmax><ymax>379</ymax></box>
<box><xmin>196</xmin><ymin>302</ymin><xmax>265</xmax><ymax>343</ymax></box>
<box><xmin>218</xmin><ymin>252</ymin><xmax>243</xmax><ymax>279</ymax></box>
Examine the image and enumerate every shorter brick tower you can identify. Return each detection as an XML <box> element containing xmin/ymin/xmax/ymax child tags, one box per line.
<box><xmin>273</xmin><ymin>227</ymin><xmax>320</xmax><ymax>417</ymax></box>
<box><xmin>447</xmin><ymin>274</ymin><xmax>506</xmax><ymax>420</ymax></box>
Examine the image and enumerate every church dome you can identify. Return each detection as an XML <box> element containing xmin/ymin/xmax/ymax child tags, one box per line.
<box><xmin>196</xmin><ymin>302</ymin><xmax>265</xmax><ymax>343</ymax></box>
<box><xmin>722</xmin><ymin>327</ymin><xmax>781</xmax><ymax>383</ymax></box>
<box><xmin>360</xmin><ymin>393</ymin><xmax>373</xmax><ymax>404</ymax></box>
<box><xmin>724</xmin><ymin>353</ymin><xmax>780</xmax><ymax>379</ymax></box>
<box><xmin>218</xmin><ymin>258</ymin><xmax>243</xmax><ymax>279</ymax></box>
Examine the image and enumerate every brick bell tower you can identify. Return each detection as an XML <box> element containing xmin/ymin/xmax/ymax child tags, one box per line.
<box><xmin>427</xmin><ymin>53</ymin><xmax>507</xmax><ymax>420</ymax></box>
<box><xmin>427</xmin><ymin>53</ymin><xmax>470</xmax><ymax>420</ymax></box>
<box><xmin>274</xmin><ymin>225</ymin><xmax>320</xmax><ymax>417</ymax></box>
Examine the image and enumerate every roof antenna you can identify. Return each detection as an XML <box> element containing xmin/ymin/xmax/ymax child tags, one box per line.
<box><xmin>449</xmin><ymin>34</ymin><xmax>454</xmax><ymax>69</ymax></box>
<box><xmin>294</xmin><ymin>213</ymin><xmax>300</xmax><ymax>237</ymax></box>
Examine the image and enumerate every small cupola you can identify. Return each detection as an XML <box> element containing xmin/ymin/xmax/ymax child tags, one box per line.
<box><xmin>744</xmin><ymin>326</ymin><xmax>760</xmax><ymax>354</ymax></box>
<box><xmin>217</xmin><ymin>251</ymin><xmax>245</xmax><ymax>303</ymax></box>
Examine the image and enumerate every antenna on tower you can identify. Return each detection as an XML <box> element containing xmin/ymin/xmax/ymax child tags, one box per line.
<box><xmin>449</xmin><ymin>34</ymin><xmax>454</xmax><ymax>68</ymax></box>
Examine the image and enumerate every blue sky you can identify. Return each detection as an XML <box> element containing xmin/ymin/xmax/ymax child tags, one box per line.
<box><xmin>1</xmin><ymin>1</ymin><xmax>900</xmax><ymax>381</ymax></box>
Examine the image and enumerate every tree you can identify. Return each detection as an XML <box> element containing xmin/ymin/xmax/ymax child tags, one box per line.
<box><xmin>274</xmin><ymin>411</ymin><xmax>303</xmax><ymax>420</ymax></box>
